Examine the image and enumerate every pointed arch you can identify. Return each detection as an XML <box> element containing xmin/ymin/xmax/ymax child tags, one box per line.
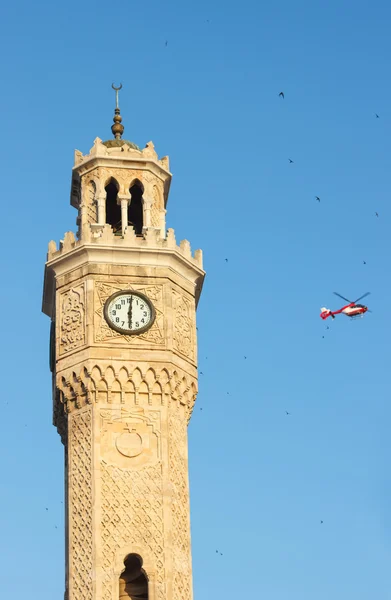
<box><xmin>152</xmin><ymin>381</ymin><xmax>162</xmax><ymax>405</ymax></box>
<box><xmin>128</xmin><ymin>179</ymin><xmax>144</xmax><ymax>234</ymax></box>
<box><xmin>124</xmin><ymin>379</ymin><xmax>135</xmax><ymax>405</ymax></box>
<box><xmin>119</xmin><ymin>553</ymin><xmax>149</xmax><ymax>600</ymax></box>
<box><xmin>111</xmin><ymin>379</ymin><xmax>122</xmax><ymax>404</ymax></box>
<box><xmin>105</xmin><ymin>177</ymin><xmax>121</xmax><ymax>231</ymax></box>
<box><xmin>138</xmin><ymin>381</ymin><xmax>149</xmax><ymax>405</ymax></box>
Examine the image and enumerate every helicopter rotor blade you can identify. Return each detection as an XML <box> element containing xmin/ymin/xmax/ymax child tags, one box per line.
<box><xmin>333</xmin><ymin>292</ymin><xmax>352</xmax><ymax>304</ymax></box>
<box><xmin>354</xmin><ymin>292</ymin><xmax>371</xmax><ymax>304</ymax></box>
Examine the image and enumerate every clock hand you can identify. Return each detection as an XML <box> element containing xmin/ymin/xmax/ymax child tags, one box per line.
<box><xmin>128</xmin><ymin>295</ymin><xmax>133</xmax><ymax>329</ymax></box>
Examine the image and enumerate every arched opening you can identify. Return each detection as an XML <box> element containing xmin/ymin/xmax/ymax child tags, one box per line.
<box><xmin>105</xmin><ymin>178</ymin><xmax>121</xmax><ymax>232</ymax></box>
<box><xmin>128</xmin><ymin>182</ymin><xmax>144</xmax><ymax>235</ymax></box>
<box><xmin>119</xmin><ymin>554</ymin><xmax>148</xmax><ymax>600</ymax></box>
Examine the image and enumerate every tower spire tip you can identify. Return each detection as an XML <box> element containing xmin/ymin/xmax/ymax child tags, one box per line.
<box><xmin>111</xmin><ymin>83</ymin><xmax>124</xmax><ymax>139</ymax></box>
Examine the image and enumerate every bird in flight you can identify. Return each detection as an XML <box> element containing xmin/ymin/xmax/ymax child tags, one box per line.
<box><xmin>320</xmin><ymin>520</ymin><xmax>324</xmax><ymax>524</ymax></box>
<box><xmin>279</xmin><ymin>92</ymin><xmax>285</xmax><ymax>99</ymax></box>
<box><xmin>289</xmin><ymin>158</ymin><xmax>294</xmax><ymax>163</ymax></box>
<box><xmin>375</xmin><ymin>212</ymin><xmax>379</xmax><ymax>217</ymax></box>
<box><xmin>165</xmin><ymin>40</ymin><xmax>168</xmax><ymax>47</ymax></box>
<box><xmin>375</xmin><ymin>114</ymin><xmax>380</xmax><ymax>118</ymax></box>
<box><xmin>244</xmin><ymin>356</ymin><xmax>247</xmax><ymax>359</ymax></box>
<box><xmin>363</xmin><ymin>260</ymin><xmax>367</xmax><ymax>265</ymax></box>
<box><xmin>200</xmin><ymin>372</ymin><xmax>204</xmax><ymax>375</ymax></box>
<box><xmin>225</xmin><ymin>258</ymin><xmax>228</xmax><ymax>262</ymax></box>
<box><xmin>285</xmin><ymin>411</ymin><xmax>291</xmax><ymax>415</ymax></box>
<box><xmin>315</xmin><ymin>196</ymin><xmax>320</xmax><ymax>202</ymax></box>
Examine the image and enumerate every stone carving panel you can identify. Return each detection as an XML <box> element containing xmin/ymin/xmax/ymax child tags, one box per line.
<box><xmin>101</xmin><ymin>460</ymin><xmax>165</xmax><ymax>600</ymax></box>
<box><xmin>69</xmin><ymin>408</ymin><xmax>93</xmax><ymax>600</ymax></box>
<box><xmin>59</xmin><ymin>284</ymin><xmax>85</xmax><ymax>354</ymax></box>
<box><xmin>85</xmin><ymin>179</ymin><xmax>98</xmax><ymax>224</ymax></box>
<box><xmin>100</xmin><ymin>408</ymin><xmax>161</xmax><ymax>469</ymax></box>
<box><xmin>172</xmin><ymin>290</ymin><xmax>194</xmax><ymax>360</ymax></box>
<box><xmin>94</xmin><ymin>282</ymin><xmax>165</xmax><ymax>346</ymax></box>
<box><xmin>151</xmin><ymin>185</ymin><xmax>162</xmax><ymax>228</ymax></box>
<box><xmin>169</xmin><ymin>407</ymin><xmax>193</xmax><ymax>600</ymax></box>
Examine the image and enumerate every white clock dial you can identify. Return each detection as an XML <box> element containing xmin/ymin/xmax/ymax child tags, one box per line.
<box><xmin>104</xmin><ymin>291</ymin><xmax>155</xmax><ymax>335</ymax></box>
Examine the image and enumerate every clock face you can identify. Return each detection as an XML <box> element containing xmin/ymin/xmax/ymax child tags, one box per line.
<box><xmin>104</xmin><ymin>290</ymin><xmax>155</xmax><ymax>335</ymax></box>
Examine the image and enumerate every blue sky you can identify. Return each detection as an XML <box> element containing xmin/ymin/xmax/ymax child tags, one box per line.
<box><xmin>0</xmin><ymin>0</ymin><xmax>390</xmax><ymax>598</ymax></box>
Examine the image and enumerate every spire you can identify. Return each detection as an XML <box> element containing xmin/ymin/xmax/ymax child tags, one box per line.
<box><xmin>111</xmin><ymin>83</ymin><xmax>124</xmax><ymax>139</ymax></box>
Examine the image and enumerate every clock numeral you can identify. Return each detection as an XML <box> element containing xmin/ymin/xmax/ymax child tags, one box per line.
<box><xmin>115</xmin><ymin>304</ymin><xmax>121</xmax><ymax>309</ymax></box>
<box><xmin>112</xmin><ymin>310</ymin><xmax>116</xmax><ymax>316</ymax></box>
<box><xmin>121</xmin><ymin>321</ymin><xmax>125</xmax><ymax>326</ymax></box>
<box><xmin>127</xmin><ymin>298</ymin><xmax>131</xmax><ymax>303</ymax></box>
<box><xmin>141</xmin><ymin>318</ymin><xmax>145</xmax><ymax>324</ymax></box>
<box><xmin>135</xmin><ymin>322</ymin><xmax>139</xmax><ymax>328</ymax></box>
<box><xmin>140</xmin><ymin>304</ymin><xmax>145</xmax><ymax>309</ymax></box>
<box><xmin>115</xmin><ymin>318</ymin><xmax>120</xmax><ymax>323</ymax></box>
<box><xmin>121</xmin><ymin>299</ymin><xmax>125</xmax><ymax>305</ymax></box>
<box><xmin>143</xmin><ymin>311</ymin><xmax>147</xmax><ymax>317</ymax></box>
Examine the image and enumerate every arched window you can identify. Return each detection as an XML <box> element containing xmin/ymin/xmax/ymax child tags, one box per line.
<box><xmin>119</xmin><ymin>554</ymin><xmax>148</xmax><ymax>600</ymax></box>
<box><xmin>105</xmin><ymin>178</ymin><xmax>121</xmax><ymax>232</ymax></box>
<box><xmin>128</xmin><ymin>181</ymin><xmax>144</xmax><ymax>235</ymax></box>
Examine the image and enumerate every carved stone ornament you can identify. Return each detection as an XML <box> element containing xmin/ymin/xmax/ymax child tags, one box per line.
<box><xmin>94</xmin><ymin>282</ymin><xmax>165</xmax><ymax>346</ymax></box>
<box><xmin>59</xmin><ymin>284</ymin><xmax>85</xmax><ymax>354</ymax></box>
<box><xmin>172</xmin><ymin>290</ymin><xmax>194</xmax><ymax>360</ymax></box>
<box><xmin>100</xmin><ymin>408</ymin><xmax>161</xmax><ymax>469</ymax></box>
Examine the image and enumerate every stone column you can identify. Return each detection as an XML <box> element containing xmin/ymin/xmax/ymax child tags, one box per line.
<box><xmin>118</xmin><ymin>194</ymin><xmax>130</xmax><ymax>236</ymax></box>
<box><xmin>143</xmin><ymin>197</ymin><xmax>152</xmax><ymax>229</ymax></box>
<box><xmin>97</xmin><ymin>195</ymin><xmax>106</xmax><ymax>225</ymax></box>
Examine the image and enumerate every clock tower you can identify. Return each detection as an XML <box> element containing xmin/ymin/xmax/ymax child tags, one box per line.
<box><xmin>42</xmin><ymin>89</ymin><xmax>204</xmax><ymax>600</ymax></box>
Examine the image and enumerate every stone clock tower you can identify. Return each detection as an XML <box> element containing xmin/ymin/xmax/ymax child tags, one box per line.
<box><xmin>42</xmin><ymin>90</ymin><xmax>204</xmax><ymax>600</ymax></box>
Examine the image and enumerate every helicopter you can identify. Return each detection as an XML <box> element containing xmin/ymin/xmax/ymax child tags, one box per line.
<box><xmin>320</xmin><ymin>292</ymin><xmax>371</xmax><ymax>320</ymax></box>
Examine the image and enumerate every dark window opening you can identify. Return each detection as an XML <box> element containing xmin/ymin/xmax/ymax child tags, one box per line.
<box><xmin>105</xmin><ymin>179</ymin><xmax>121</xmax><ymax>231</ymax></box>
<box><xmin>119</xmin><ymin>554</ymin><xmax>148</xmax><ymax>600</ymax></box>
<box><xmin>128</xmin><ymin>183</ymin><xmax>144</xmax><ymax>235</ymax></box>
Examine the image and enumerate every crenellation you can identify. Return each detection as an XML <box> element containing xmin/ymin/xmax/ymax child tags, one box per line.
<box><xmin>48</xmin><ymin>224</ymin><xmax>203</xmax><ymax>269</ymax></box>
<box><xmin>74</xmin><ymin>137</ymin><xmax>170</xmax><ymax>173</ymax></box>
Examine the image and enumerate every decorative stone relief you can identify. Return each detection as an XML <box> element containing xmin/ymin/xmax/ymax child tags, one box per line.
<box><xmin>169</xmin><ymin>406</ymin><xmax>192</xmax><ymax>600</ymax></box>
<box><xmin>59</xmin><ymin>284</ymin><xmax>85</xmax><ymax>354</ymax></box>
<box><xmin>57</xmin><ymin>364</ymin><xmax>198</xmax><ymax>418</ymax></box>
<box><xmin>85</xmin><ymin>179</ymin><xmax>98</xmax><ymax>224</ymax></box>
<box><xmin>100</xmin><ymin>408</ymin><xmax>161</xmax><ymax>469</ymax></box>
<box><xmin>172</xmin><ymin>290</ymin><xmax>194</xmax><ymax>360</ymax></box>
<box><xmin>151</xmin><ymin>185</ymin><xmax>163</xmax><ymax>228</ymax></box>
<box><xmin>94</xmin><ymin>282</ymin><xmax>165</xmax><ymax>346</ymax></box>
<box><xmin>68</xmin><ymin>408</ymin><xmax>93</xmax><ymax>600</ymax></box>
<box><xmin>101</xmin><ymin>460</ymin><xmax>165</xmax><ymax>600</ymax></box>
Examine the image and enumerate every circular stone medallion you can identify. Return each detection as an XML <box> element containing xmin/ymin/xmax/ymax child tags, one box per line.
<box><xmin>116</xmin><ymin>432</ymin><xmax>143</xmax><ymax>458</ymax></box>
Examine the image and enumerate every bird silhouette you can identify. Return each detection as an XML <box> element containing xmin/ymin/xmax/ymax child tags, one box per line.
<box><xmin>46</xmin><ymin>508</ymin><xmax>48</xmax><ymax>511</ymax></box>
<box><xmin>315</xmin><ymin>196</ymin><xmax>320</xmax><ymax>202</ymax></box>
<box><xmin>376</xmin><ymin>114</ymin><xmax>380</xmax><ymax>118</ymax></box>
<box><xmin>165</xmin><ymin>40</ymin><xmax>168</xmax><ymax>47</ymax></box>
<box><xmin>289</xmin><ymin>158</ymin><xmax>294</xmax><ymax>163</ymax></box>
<box><xmin>375</xmin><ymin>212</ymin><xmax>379</xmax><ymax>217</ymax></box>
<box><xmin>225</xmin><ymin>258</ymin><xmax>228</xmax><ymax>262</ymax></box>
<box><xmin>326</xmin><ymin>326</ymin><xmax>329</xmax><ymax>330</ymax></box>
<box><xmin>279</xmin><ymin>92</ymin><xmax>285</xmax><ymax>99</ymax></box>
<box><xmin>320</xmin><ymin>520</ymin><xmax>324</xmax><ymax>524</ymax></box>
<box><xmin>363</xmin><ymin>260</ymin><xmax>367</xmax><ymax>265</ymax></box>
<box><xmin>285</xmin><ymin>411</ymin><xmax>290</xmax><ymax>415</ymax></box>
<box><xmin>200</xmin><ymin>372</ymin><xmax>204</xmax><ymax>375</ymax></box>
<box><xmin>322</xmin><ymin>336</ymin><xmax>325</xmax><ymax>339</ymax></box>
<box><xmin>244</xmin><ymin>356</ymin><xmax>247</xmax><ymax>359</ymax></box>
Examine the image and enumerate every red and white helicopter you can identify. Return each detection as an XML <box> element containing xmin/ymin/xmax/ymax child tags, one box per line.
<box><xmin>320</xmin><ymin>292</ymin><xmax>371</xmax><ymax>320</ymax></box>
